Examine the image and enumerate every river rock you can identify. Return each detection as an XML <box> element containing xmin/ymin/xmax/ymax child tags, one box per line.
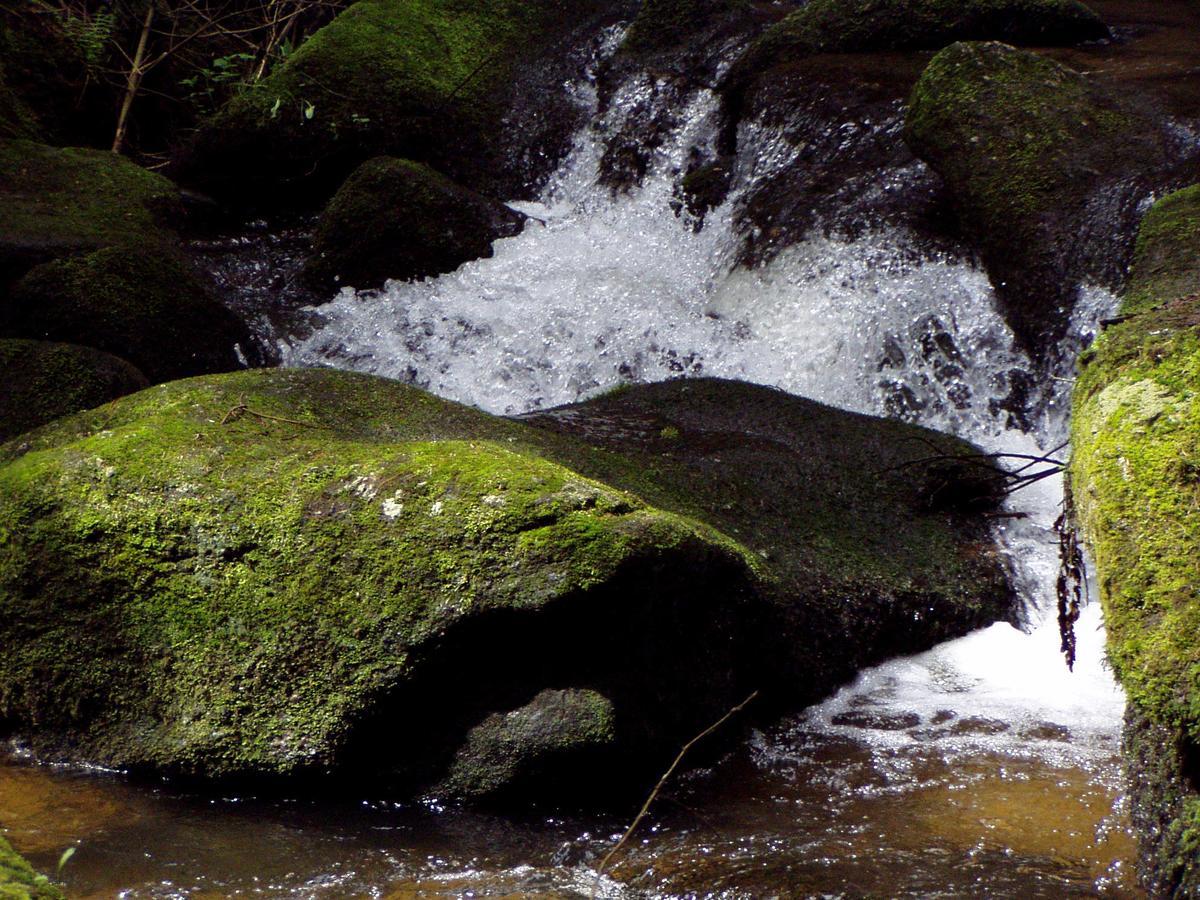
<box><xmin>904</xmin><ymin>41</ymin><xmax>1175</xmax><ymax>356</ymax></box>
<box><xmin>0</xmin><ymin>368</ymin><xmax>760</xmax><ymax>797</ymax></box>
<box><xmin>0</xmin><ymin>339</ymin><xmax>148</xmax><ymax>441</ymax></box>
<box><xmin>6</xmin><ymin>245</ymin><xmax>261</xmax><ymax>383</ymax></box>
<box><xmin>0</xmin><ymin>835</ymin><xmax>61</xmax><ymax>900</ymax></box>
<box><xmin>177</xmin><ymin>0</ymin><xmax>622</xmax><ymax>205</ymax></box>
<box><xmin>0</xmin><ymin>139</ymin><xmax>182</xmax><ymax>288</ymax></box>
<box><xmin>734</xmin><ymin>0</ymin><xmax>1108</xmax><ymax>82</ymax></box>
<box><xmin>519</xmin><ymin>378</ymin><xmax>1015</xmax><ymax>701</ymax></box>
<box><xmin>304</xmin><ymin>157</ymin><xmax>526</xmax><ymax>291</ymax></box>
<box><xmin>1070</xmin><ymin>184</ymin><xmax>1200</xmax><ymax>896</ymax></box>
<box><xmin>0</xmin><ymin>370</ymin><xmax>1013</xmax><ymax>802</ymax></box>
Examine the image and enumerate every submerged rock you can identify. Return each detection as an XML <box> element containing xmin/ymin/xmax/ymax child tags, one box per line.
<box><xmin>0</xmin><ymin>370</ymin><xmax>1012</xmax><ymax>802</ymax></box>
<box><xmin>0</xmin><ymin>139</ymin><xmax>182</xmax><ymax>287</ymax></box>
<box><xmin>1070</xmin><ymin>184</ymin><xmax>1200</xmax><ymax>896</ymax></box>
<box><xmin>304</xmin><ymin>157</ymin><xmax>525</xmax><ymax>292</ymax></box>
<box><xmin>7</xmin><ymin>245</ymin><xmax>260</xmax><ymax>383</ymax></box>
<box><xmin>178</xmin><ymin>0</ymin><xmax>621</xmax><ymax>205</ymax></box>
<box><xmin>0</xmin><ymin>835</ymin><xmax>62</xmax><ymax>900</ymax></box>
<box><xmin>0</xmin><ymin>339</ymin><xmax>148</xmax><ymax>441</ymax></box>
<box><xmin>904</xmin><ymin>41</ymin><xmax>1174</xmax><ymax>356</ymax></box>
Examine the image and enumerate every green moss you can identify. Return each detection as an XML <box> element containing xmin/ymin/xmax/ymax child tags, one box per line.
<box><xmin>0</xmin><ymin>369</ymin><xmax>754</xmax><ymax>780</ymax></box>
<box><xmin>732</xmin><ymin>0</ymin><xmax>1107</xmax><ymax>87</ymax></box>
<box><xmin>0</xmin><ymin>139</ymin><xmax>182</xmax><ymax>283</ymax></box>
<box><xmin>621</xmin><ymin>0</ymin><xmax>750</xmax><ymax>56</ymax></box>
<box><xmin>181</xmin><ymin>0</ymin><xmax>612</xmax><ymax>200</ymax></box>
<box><xmin>304</xmin><ymin>156</ymin><xmax>523</xmax><ymax>290</ymax></box>
<box><xmin>6</xmin><ymin>245</ymin><xmax>255</xmax><ymax>383</ymax></box>
<box><xmin>0</xmin><ymin>57</ymin><xmax>41</xmax><ymax>142</ymax></box>
<box><xmin>0</xmin><ymin>339</ymin><xmax>147</xmax><ymax>442</ymax></box>
<box><xmin>1123</xmin><ymin>184</ymin><xmax>1200</xmax><ymax>316</ymax></box>
<box><xmin>0</xmin><ymin>836</ymin><xmax>62</xmax><ymax>900</ymax></box>
<box><xmin>1070</xmin><ymin>185</ymin><xmax>1200</xmax><ymax>894</ymax></box>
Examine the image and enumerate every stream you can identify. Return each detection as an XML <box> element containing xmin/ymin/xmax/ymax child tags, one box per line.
<box><xmin>10</xmin><ymin>5</ymin><xmax>1199</xmax><ymax>895</ymax></box>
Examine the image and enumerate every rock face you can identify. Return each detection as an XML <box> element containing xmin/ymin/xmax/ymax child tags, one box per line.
<box><xmin>740</xmin><ymin>0</ymin><xmax>1107</xmax><ymax>75</ymax></box>
<box><xmin>0</xmin><ymin>139</ymin><xmax>182</xmax><ymax>287</ymax></box>
<box><xmin>520</xmin><ymin>378</ymin><xmax>1015</xmax><ymax>697</ymax></box>
<box><xmin>0</xmin><ymin>835</ymin><xmax>61</xmax><ymax>900</ymax></box>
<box><xmin>0</xmin><ymin>370</ymin><xmax>1012</xmax><ymax>801</ymax></box>
<box><xmin>304</xmin><ymin>157</ymin><xmax>526</xmax><ymax>291</ymax></box>
<box><xmin>0</xmin><ymin>339</ymin><xmax>148</xmax><ymax>441</ymax></box>
<box><xmin>1070</xmin><ymin>185</ymin><xmax>1200</xmax><ymax>896</ymax></box>
<box><xmin>904</xmin><ymin>41</ymin><xmax>1174</xmax><ymax>356</ymax></box>
<box><xmin>178</xmin><ymin>0</ymin><xmax>621</xmax><ymax>204</ymax></box>
<box><xmin>7</xmin><ymin>246</ymin><xmax>260</xmax><ymax>383</ymax></box>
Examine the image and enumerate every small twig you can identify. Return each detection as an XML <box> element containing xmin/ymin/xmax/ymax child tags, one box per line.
<box><xmin>220</xmin><ymin>402</ymin><xmax>321</xmax><ymax>429</ymax></box>
<box><xmin>593</xmin><ymin>690</ymin><xmax>758</xmax><ymax>892</ymax></box>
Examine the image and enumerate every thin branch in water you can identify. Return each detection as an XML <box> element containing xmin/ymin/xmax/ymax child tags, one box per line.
<box><xmin>592</xmin><ymin>690</ymin><xmax>758</xmax><ymax>894</ymax></box>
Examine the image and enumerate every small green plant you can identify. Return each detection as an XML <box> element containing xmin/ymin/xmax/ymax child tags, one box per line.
<box><xmin>180</xmin><ymin>52</ymin><xmax>257</xmax><ymax>114</ymax></box>
<box><xmin>56</xmin><ymin>845</ymin><xmax>76</xmax><ymax>873</ymax></box>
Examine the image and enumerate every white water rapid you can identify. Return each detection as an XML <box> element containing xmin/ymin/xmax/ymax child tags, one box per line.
<box><xmin>281</xmin><ymin>50</ymin><xmax>1131</xmax><ymax>893</ymax></box>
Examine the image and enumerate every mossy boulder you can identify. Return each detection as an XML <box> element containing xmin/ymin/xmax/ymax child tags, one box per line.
<box><xmin>0</xmin><ymin>139</ymin><xmax>182</xmax><ymax>287</ymax></box>
<box><xmin>0</xmin><ymin>835</ymin><xmax>62</xmax><ymax>900</ymax></box>
<box><xmin>519</xmin><ymin>378</ymin><xmax>1015</xmax><ymax>695</ymax></box>
<box><xmin>178</xmin><ymin>0</ymin><xmax>619</xmax><ymax>204</ymax></box>
<box><xmin>0</xmin><ymin>369</ymin><xmax>1012</xmax><ymax>800</ymax></box>
<box><xmin>1070</xmin><ymin>185</ymin><xmax>1200</xmax><ymax>896</ymax></box>
<box><xmin>904</xmin><ymin>41</ymin><xmax>1171</xmax><ymax>355</ymax></box>
<box><xmin>0</xmin><ymin>368</ymin><xmax>761</xmax><ymax>796</ymax></box>
<box><xmin>620</xmin><ymin>0</ymin><xmax>752</xmax><ymax>58</ymax></box>
<box><xmin>0</xmin><ymin>339</ymin><xmax>148</xmax><ymax>442</ymax></box>
<box><xmin>6</xmin><ymin>246</ymin><xmax>260</xmax><ymax>383</ymax></box>
<box><xmin>304</xmin><ymin>157</ymin><xmax>525</xmax><ymax>291</ymax></box>
<box><xmin>739</xmin><ymin>0</ymin><xmax>1107</xmax><ymax>77</ymax></box>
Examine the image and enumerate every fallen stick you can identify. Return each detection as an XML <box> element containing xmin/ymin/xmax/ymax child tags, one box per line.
<box><xmin>592</xmin><ymin>690</ymin><xmax>759</xmax><ymax>894</ymax></box>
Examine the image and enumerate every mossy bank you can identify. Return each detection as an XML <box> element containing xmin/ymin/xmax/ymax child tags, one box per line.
<box><xmin>0</xmin><ymin>835</ymin><xmax>61</xmax><ymax>900</ymax></box>
<box><xmin>1070</xmin><ymin>184</ymin><xmax>1200</xmax><ymax>895</ymax></box>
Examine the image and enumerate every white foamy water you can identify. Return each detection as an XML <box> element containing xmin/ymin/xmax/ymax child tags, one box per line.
<box><xmin>284</xmin><ymin>61</ymin><xmax>1125</xmax><ymax>769</ymax></box>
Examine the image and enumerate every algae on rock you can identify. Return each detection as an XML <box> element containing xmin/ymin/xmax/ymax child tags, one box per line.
<box><xmin>1070</xmin><ymin>184</ymin><xmax>1200</xmax><ymax>896</ymax></box>
<box><xmin>904</xmin><ymin>41</ymin><xmax>1172</xmax><ymax>357</ymax></box>
<box><xmin>0</xmin><ymin>835</ymin><xmax>62</xmax><ymax>900</ymax></box>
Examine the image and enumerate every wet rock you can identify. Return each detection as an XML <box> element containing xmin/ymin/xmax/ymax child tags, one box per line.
<box><xmin>1019</xmin><ymin>721</ymin><xmax>1070</xmax><ymax>742</ymax></box>
<box><xmin>904</xmin><ymin>41</ymin><xmax>1176</xmax><ymax>356</ymax></box>
<box><xmin>676</xmin><ymin>156</ymin><xmax>735</xmax><ymax>223</ymax></box>
<box><xmin>176</xmin><ymin>0</ymin><xmax>624</xmax><ymax>206</ymax></box>
<box><xmin>0</xmin><ymin>834</ymin><xmax>62</xmax><ymax>900</ymax></box>
<box><xmin>0</xmin><ymin>369</ymin><xmax>759</xmax><ymax>799</ymax></box>
<box><xmin>948</xmin><ymin>716</ymin><xmax>1009</xmax><ymax>736</ymax></box>
<box><xmin>0</xmin><ymin>339</ymin><xmax>148</xmax><ymax>442</ymax></box>
<box><xmin>830</xmin><ymin>710</ymin><xmax>922</xmax><ymax>730</ymax></box>
<box><xmin>438</xmin><ymin>688</ymin><xmax>617</xmax><ymax>800</ymax></box>
<box><xmin>520</xmin><ymin>378</ymin><xmax>1016</xmax><ymax>708</ymax></box>
<box><xmin>303</xmin><ymin>157</ymin><xmax>526</xmax><ymax>292</ymax></box>
<box><xmin>0</xmin><ymin>139</ymin><xmax>183</xmax><ymax>288</ymax></box>
<box><xmin>733</xmin><ymin>0</ymin><xmax>1108</xmax><ymax>85</ymax></box>
<box><xmin>1070</xmin><ymin>184</ymin><xmax>1200</xmax><ymax>896</ymax></box>
<box><xmin>6</xmin><ymin>245</ymin><xmax>261</xmax><ymax>383</ymax></box>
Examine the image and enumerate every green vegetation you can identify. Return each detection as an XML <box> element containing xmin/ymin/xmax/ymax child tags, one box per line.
<box><xmin>621</xmin><ymin>0</ymin><xmax>749</xmax><ymax>56</ymax></box>
<box><xmin>304</xmin><ymin>156</ymin><xmax>524</xmax><ymax>290</ymax></box>
<box><xmin>0</xmin><ymin>835</ymin><xmax>62</xmax><ymax>900</ymax></box>
<box><xmin>1070</xmin><ymin>185</ymin><xmax>1200</xmax><ymax>895</ymax></box>
<box><xmin>0</xmin><ymin>339</ymin><xmax>147</xmax><ymax>442</ymax></box>
<box><xmin>7</xmin><ymin>245</ymin><xmax>255</xmax><ymax>383</ymax></box>
<box><xmin>181</xmin><ymin>0</ymin><xmax>611</xmax><ymax>200</ymax></box>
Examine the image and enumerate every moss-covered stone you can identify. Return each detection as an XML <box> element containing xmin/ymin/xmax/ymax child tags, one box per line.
<box><xmin>0</xmin><ymin>339</ymin><xmax>148</xmax><ymax>442</ymax></box>
<box><xmin>904</xmin><ymin>41</ymin><xmax>1169</xmax><ymax>353</ymax></box>
<box><xmin>0</xmin><ymin>835</ymin><xmax>62</xmax><ymax>900</ymax></box>
<box><xmin>438</xmin><ymin>687</ymin><xmax>617</xmax><ymax>800</ymax></box>
<box><xmin>621</xmin><ymin>0</ymin><xmax>750</xmax><ymax>57</ymax></box>
<box><xmin>0</xmin><ymin>139</ymin><xmax>182</xmax><ymax>286</ymax></box>
<box><xmin>745</xmin><ymin>0</ymin><xmax>1106</xmax><ymax>70</ymax></box>
<box><xmin>1070</xmin><ymin>185</ymin><xmax>1200</xmax><ymax>896</ymax></box>
<box><xmin>178</xmin><ymin>0</ymin><xmax>617</xmax><ymax>204</ymax></box>
<box><xmin>304</xmin><ymin>157</ymin><xmax>525</xmax><ymax>291</ymax></box>
<box><xmin>0</xmin><ymin>369</ymin><xmax>1012</xmax><ymax>800</ymax></box>
<box><xmin>6</xmin><ymin>245</ymin><xmax>259</xmax><ymax>384</ymax></box>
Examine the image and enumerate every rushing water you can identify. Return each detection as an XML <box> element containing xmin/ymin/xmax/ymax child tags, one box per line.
<box><xmin>2</xmin><ymin>31</ymin><xmax>1144</xmax><ymax>900</ymax></box>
